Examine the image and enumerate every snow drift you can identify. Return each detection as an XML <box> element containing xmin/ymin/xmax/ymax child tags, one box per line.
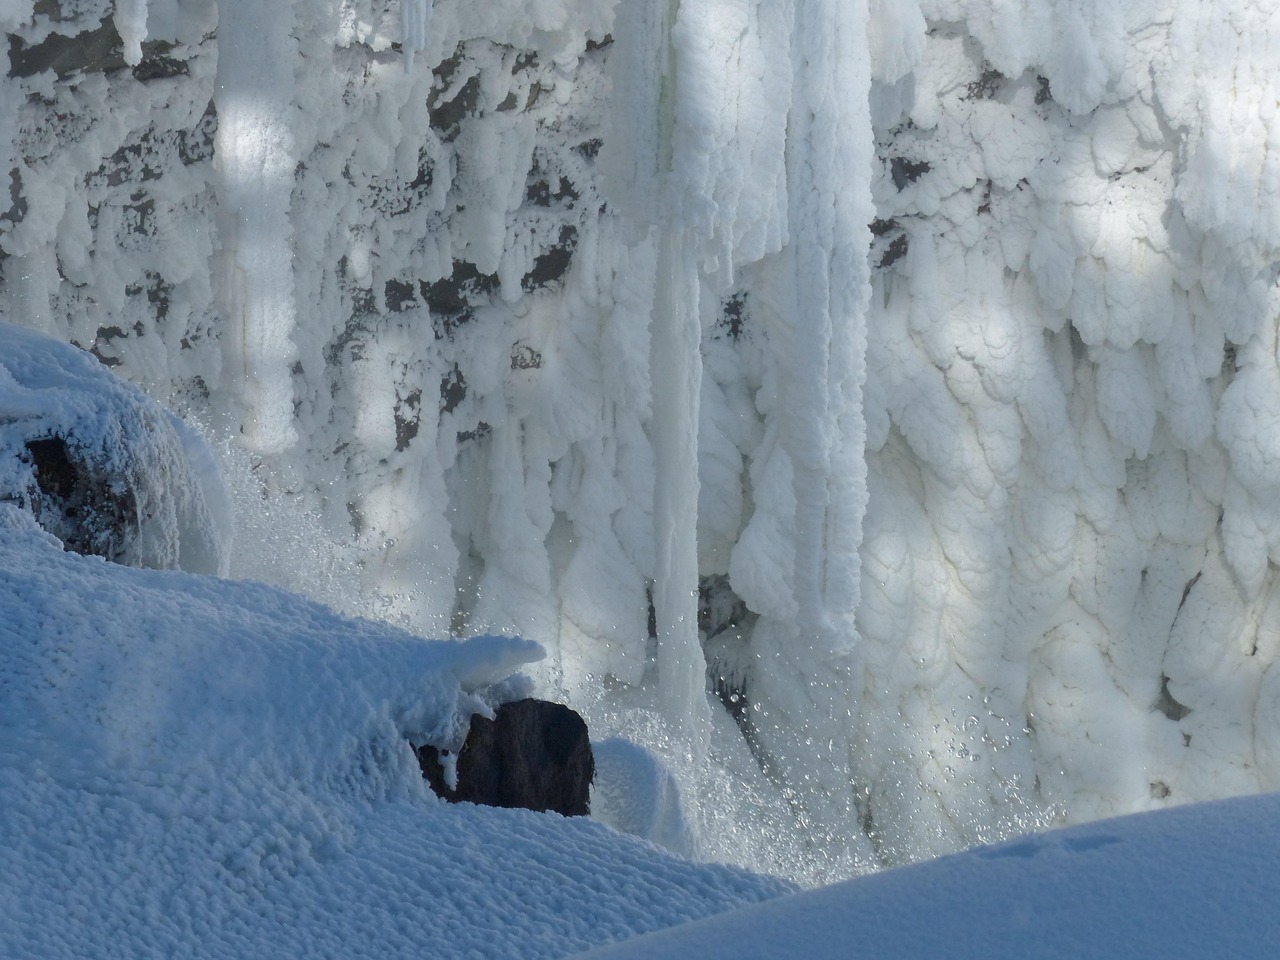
<box><xmin>0</xmin><ymin>510</ymin><xmax>792</xmax><ymax>959</ymax></box>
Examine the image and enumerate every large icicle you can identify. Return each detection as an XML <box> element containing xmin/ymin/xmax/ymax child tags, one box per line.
<box><xmin>212</xmin><ymin>0</ymin><xmax>301</xmax><ymax>454</ymax></box>
<box><xmin>733</xmin><ymin>0</ymin><xmax>874</xmax><ymax>868</ymax></box>
<box><xmin>114</xmin><ymin>0</ymin><xmax>149</xmax><ymax>66</ymax></box>
<box><xmin>651</xmin><ymin>224</ymin><xmax>709</xmax><ymax>732</ymax></box>
<box><xmin>653</xmin><ymin>0</ymin><xmax>712</xmax><ymax>744</ymax></box>
<box><xmin>605</xmin><ymin>0</ymin><xmax>712</xmax><ymax>742</ymax></box>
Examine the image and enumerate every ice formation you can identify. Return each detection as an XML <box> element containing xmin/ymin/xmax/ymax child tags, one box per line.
<box><xmin>6</xmin><ymin>0</ymin><xmax>1280</xmax><ymax>880</ymax></box>
<box><xmin>0</xmin><ymin>321</ymin><xmax>230</xmax><ymax>575</ymax></box>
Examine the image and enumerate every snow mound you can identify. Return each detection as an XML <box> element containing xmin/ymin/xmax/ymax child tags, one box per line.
<box><xmin>591</xmin><ymin>737</ymin><xmax>693</xmax><ymax>855</ymax></box>
<box><xmin>0</xmin><ymin>520</ymin><xmax>792</xmax><ymax>959</ymax></box>
<box><xmin>0</xmin><ymin>321</ymin><xmax>231</xmax><ymax>576</ymax></box>
<box><xmin>570</xmin><ymin>791</ymin><xmax>1280</xmax><ymax>959</ymax></box>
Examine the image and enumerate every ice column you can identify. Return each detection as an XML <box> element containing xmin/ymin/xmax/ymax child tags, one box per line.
<box><xmin>742</xmin><ymin>0</ymin><xmax>873</xmax><ymax>858</ymax></box>
<box><xmin>605</xmin><ymin>0</ymin><xmax>712</xmax><ymax>738</ymax></box>
<box><xmin>114</xmin><ymin>0</ymin><xmax>149</xmax><ymax>65</ymax></box>
<box><xmin>212</xmin><ymin>0</ymin><xmax>300</xmax><ymax>454</ymax></box>
<box><xmin>651</xmin><ymin>225</ymin><xmax>709</xmax><ymax>732</ymax></box>
<box><xmin>400</xmin><ymin>0</ymin><xmax>432</xmax><ymax>70</ymax></box>
<box><xmin>653</xmin><ymin>0</ymin><xmax>711</xmax><ymax>739</ymax></box>
<box><xmin>783</xmin><ymin>0</ymin><xmax>870</xmax><ymax>653</ymax></box>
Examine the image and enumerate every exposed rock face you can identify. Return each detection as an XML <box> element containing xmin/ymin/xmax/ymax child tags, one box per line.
<box><xmin>418</xmin><ymin>699</ymin><xmax>594</xmax><ymax>817</ymax></box>
<box><xmin>23</xmin><ymin>434</ymin><xmax>138</xmax><ymax>562</ymax></box>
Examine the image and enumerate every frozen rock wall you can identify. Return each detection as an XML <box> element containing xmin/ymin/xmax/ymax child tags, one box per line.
<box><xmin>5</xmin><ymin>0</ymin><xmax>1280</xmax><ymax>876</ymax></box>
<box><xmin>856</xmin><ymin>1</ymin><xmax>1280</xmax><ymax>864</ymax></box>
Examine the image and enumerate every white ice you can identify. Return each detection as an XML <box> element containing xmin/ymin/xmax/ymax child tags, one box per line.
<box><xmin>5</xmin><ymin>0</ymin><xmax>1280</xmax><ymax>892</ymax></box>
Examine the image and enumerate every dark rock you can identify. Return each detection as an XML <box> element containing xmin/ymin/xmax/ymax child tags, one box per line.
<box><xmin>393</xmin><ymin>388</ymin><xmax>422</xmax><ymax>452</ymax></box>
<box><xmin>699</xmin><ymin>574</ymin><xmax>756</xmax><ymax>736</ymax></box>
<box><xmin>890</xmin><ymin>156</ymin><xmax>931</xmax><ymax>190</ymax></box>
<box><xmin>1035</xmin><ymin>75</ymin><xmax>1053</xmax><ymax>105</ymax></box>
<box><xmin>22</xmin><ymin>434</ymin><xmax>138</xmax><ymax>562</ymax></box>
<box><xmin>421</xmin><ymin>260</ymin><xmax>499</xmax><ymax>338</ymax></box>
<box><xmin>522</xmin><ymin>225</ymin><xmax>577</xmax><ymax>292</ymax></box>
<box><xmin>418</xmin><ymin>699</ymin><xmax>594</xmax><ymax>817</ymax></box>
<box><xmin>965</xmin><ymin>66</ymin><xmax>1005</xmax><ymax>101</ymax></box>
<box><xmin>1155</xmin><ymin>674</ymin><xmax>1192</xmax><ymax>722</ymax></box>
<box><xmin>878</xmin><ymin>233</ymin><xmax>909</xmax><ymax>268</ymax></box>
<box><xmin>8</xmin><ymin>15</ymin><xmax>180</xmax><ymax>80</ymax></box>
<box><xmin>439</xmin><ymin>364</ymin><xmax>467</xmax><ymax>415</ymax></box>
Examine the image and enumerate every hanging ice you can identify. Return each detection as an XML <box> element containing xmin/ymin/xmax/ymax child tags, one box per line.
<box><xmin>401</xmin><ymin>0</ymin><xmax>432</xmax><ymax>70</ymax></box>
<box><xmin>114</xmin><ymin>0</ymin><xmax>149</xmax><ymax>66</ymax></box>
<box><xmin>211</xmin><ymin>0</ymin><xmax>301</xmax><ymax>455</ymax></box>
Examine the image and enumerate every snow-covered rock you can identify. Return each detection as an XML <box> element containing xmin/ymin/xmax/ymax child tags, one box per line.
<box><xmin>0</xmin><ymin>321</ymin><xmax>230</xmax><ymax>574</ymax></box>
<box><xmin>0</xmin><ymin>512</ymin><xmax>793</xmax><ymax>960</ymax></box>
<box><xmin>591</xmin><ymin>737</ymin><xmax>694</xmax><ymax>856</ymax></box>
<box><xmin>417</xmin><ymin>697</ymin><xmax>595</xmax><ymax>816</ymax></box>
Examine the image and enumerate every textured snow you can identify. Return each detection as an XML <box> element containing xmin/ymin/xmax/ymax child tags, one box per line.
<box><xmin>0</xmin><ymin>515</ymin><xmax>792</xmax><ymax>959</ymax></box>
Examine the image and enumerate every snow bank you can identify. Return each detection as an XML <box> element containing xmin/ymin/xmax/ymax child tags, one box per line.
<box><xmin>568</xmin><ymin>791</ymin><xmax>1280</xmax><ymax>959</ymax></box>
<box><xmin>0</xmin><ymin>516</ymin><xmax>792</xmax><ymax>959</ymax></box>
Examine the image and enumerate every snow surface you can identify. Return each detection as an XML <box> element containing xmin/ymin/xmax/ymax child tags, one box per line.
<box><xmin>6</xmin><ymin>0</ymin><xmax>1280</xmax><ymax>886</ymax></box>
<box><xmin>568</xmin><ymin>792</ymin><xmax>1280</xmax><ymax>959</ymax></box>
<box><xmin>0</xmin><ymin>510</ymin><xmax>793</xmax><ymax>959</ymax></box>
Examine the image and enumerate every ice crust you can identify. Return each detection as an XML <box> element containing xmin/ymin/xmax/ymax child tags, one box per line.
<box><xmin>5</xmin><ymin>0</ymin><xmax>1280</xmax><ymax>877</ymax></box>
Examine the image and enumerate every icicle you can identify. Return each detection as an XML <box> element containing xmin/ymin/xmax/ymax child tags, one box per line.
<box><xmin>114</xmin><ymin>0</ymin><xmax>149</xmax><ymax>66</ymax></box>
<box><xmin>651</xmin><ymin>224</ymin><xmax>710</xmax><ymax>737</ymax></box>
<box><xmin>600</xmin><ymin>0</ymin><xmax>712</xmax><ymax>748</ymax></box>
<box><xmin>400</xmin><ymin>0</ymin><xmax>432</xmax><ymax>72</ymax></box>
<box><xmin>734</xmin><ymin>0</ymin><xmax>873</xmax><ymax>863</ymax></box>
<box><xmin>211</xmin><ymin>0</ymin><xmax>300</xmax><ymax>454</ymax></box>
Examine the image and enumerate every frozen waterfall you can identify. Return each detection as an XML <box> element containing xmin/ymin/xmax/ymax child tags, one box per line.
<box><xmin>5</xmin><ymin>0</ymin><xmax>1280</xmax><ymax>882</ymax></box>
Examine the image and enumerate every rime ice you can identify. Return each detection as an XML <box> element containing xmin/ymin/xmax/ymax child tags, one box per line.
<box><xmin>4</xmin><ymin>0</ymin><xmax>1280</xmax><ymax>882</ymax></box>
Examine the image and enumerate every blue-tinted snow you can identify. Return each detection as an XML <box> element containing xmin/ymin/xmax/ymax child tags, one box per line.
<box><xmin>571</xmin><ymin>791</ymin><xmax>1280</xmax><ymax>959</ymax></box>
<box><xmin>0</xmin><ymin>515</ymin><xmax>792</xmax><ymax>959</ymax></box>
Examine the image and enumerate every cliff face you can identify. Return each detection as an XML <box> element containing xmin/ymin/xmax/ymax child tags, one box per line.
<box><xmin>7</xmin><ymin>0</ymin><xmax>1280</xmax><ymax>876</ymax></box>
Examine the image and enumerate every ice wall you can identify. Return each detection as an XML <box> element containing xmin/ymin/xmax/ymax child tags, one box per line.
<box><xmin>5</xmin><ymin>0</ymin><xmax>1280</xmax><ymax>878</ymax></box>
